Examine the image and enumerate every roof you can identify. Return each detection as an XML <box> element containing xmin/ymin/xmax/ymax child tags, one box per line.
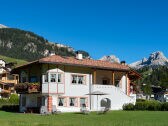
<box><xmin>13</xmin><ymin>55</ymin><xmax>130</xmax><ymax>71</ymax></box>
<box><xmin>36</xmin><ymin>55</ymin><xmax>129</xmax><ymax>71</ymax></box>
<box><xmin>12</xmin><ymin>55</ymin><xmax>141</xmax><ymax>79</ymax></box>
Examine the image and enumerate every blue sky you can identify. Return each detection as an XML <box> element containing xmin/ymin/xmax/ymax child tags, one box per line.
<box><xmin>0</xmin><ymin>0</ymin><xmax>168</xmax><ymax>63</ymax></box>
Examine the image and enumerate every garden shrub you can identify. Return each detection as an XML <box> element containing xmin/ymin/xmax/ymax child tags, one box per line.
<box><xmin>9</xmin><ymin>94</ymin><xmax>19</xmax><ymax>104</ymax></box>
<box><xmin>134</xmin><ymin>102</ymin><xmax>147</xmax><ymax>110</ymax></box>
<box><xmin>146</xmin><ymin>100</ymin><xmax>161</xmax><ymax>111</ymax></box>
<box><xmin>0</xmin><ymin>94</ymin><xmax>19</xmax><ymax>111</ymax></box>
<box><xmin>123</xmin><ymin>103</ymin><xmax>134</xmax><ymax>110</ymax></box>
<box><xmin>133</xmin><ymin>100</ymin><xmax>162</xmax><ymax>111</ymax></box>
<box><xmin>161</xmin><ymin>102</ymin><xmax>168</xmax><ymax>111</ymax></box>
<box><xmin>136</xmin><ymin>99</ymin><xmax>146</xmax><ymax>102</ymax></box>
<box><xmin>1</xmin><ymin>105</ymin><xmax>19</xmax><ymax>112</ymax></box>
<box><xmin>123</xmin><ymin>100</ymin><xmax>168</xmax><ymax>111</ymax></box>
<box><xmin>0</xmin><ymin>98</ymin><xmax>10</xmax><ymax>108</ymax></box>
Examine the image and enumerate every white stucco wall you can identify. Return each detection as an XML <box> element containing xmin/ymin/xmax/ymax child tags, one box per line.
<box><xmin>91</xmin><ymin>85</ymin><xmax>135</xmax><ymax>110</ymax></box>
<box><xmin>40</xmin><ymin>65</ymin><xmax>134</xmax><ymax>112</ymax></box>
<box><xmin>121</xmin><ymin>75</ymin><xmax>126</xmax><ymax>94</ymax></box>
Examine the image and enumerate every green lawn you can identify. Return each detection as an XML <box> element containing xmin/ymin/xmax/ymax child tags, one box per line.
<box><xmin>0</xmin><ymin>111</ymin><xmax>167</xmax><ymax>126</ymax></box>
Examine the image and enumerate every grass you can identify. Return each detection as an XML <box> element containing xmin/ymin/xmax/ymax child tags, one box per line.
<box><xmin>0</xmin><ymin>55</ymin><xmax>27</xmax><ymax>66</ymax></box>
<box><xmin>0</xmin><ymin>111</ymin><xmax>168</xmax><ymax>126</ymax></box>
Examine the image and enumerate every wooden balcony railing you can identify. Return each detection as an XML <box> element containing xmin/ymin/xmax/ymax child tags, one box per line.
<box><xmin>15</xmin><ymin>82</ymin><xmax>41</xmax><ymax>93</ymax></box>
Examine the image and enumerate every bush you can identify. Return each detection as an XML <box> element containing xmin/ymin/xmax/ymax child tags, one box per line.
<box><xmin>123</xmin><ymin>103</ymin><xmax>134</xmax><ymax>110</ymax></box>
<box><xmin>0</xmin><ymin>94</ymin><xmax>19</xmax><ymax>111</ymax></box>
<box><xmin>9</xmin><ymin>94</ymin><xmax>19</xmax><ymax>104</ymax></box>
<box><xmin>136</xmin><ymin>99</ymin><xmax>146</xmax><ymax>102</ymax></box>
<box><xmin>161</xmin><ymin>102</ymin><xmax>168</xmax><ymax>111</ymax></box>
<box><xmin>0</xmin><ymin>98</ymin><xmax>10</xmax><ymax>108</ymax></box>
<box><xmin>1</xmin><ymin>105</ymin><xmax>19</xmax><ymax>112</ymax></box>
<box><xmin>147</xmin><ymin>101</ymin><xmax>161</xmax><ymax>111</ymax></box>
<box><xmin>134</xmin><ymin>100</ymin><xmax>161</xmax><ymax>111</ymax></box>
<box><xmin>134</xmin><ymin>102</ymin><xmax>147</xmax><ymax>110</ymax></box>
<box><xmin>123</xmin><ymin>100</ymin><xmax>164</xmax><ymax>111</ymax></box>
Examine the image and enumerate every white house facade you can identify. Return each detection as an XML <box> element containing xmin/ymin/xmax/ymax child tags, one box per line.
<box><xmin>13</xmin><ymin>54</ymin><xmax>140</xmax><ymax>113</ymax></box>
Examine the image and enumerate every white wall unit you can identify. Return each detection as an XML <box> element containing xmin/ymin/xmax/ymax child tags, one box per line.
<box><xmin>91</xmin><ymin>84</ymin><xmax>135</xmax><ymax>110</ymax></box>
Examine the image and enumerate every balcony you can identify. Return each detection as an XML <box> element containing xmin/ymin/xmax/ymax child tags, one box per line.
<box><xmin>1</xmin><ymin>80</ymin><xmax>18</xmax><ymax>84</ymax></box>
<box><xmin>15</xmin><ymin>82</ymin><xmax>41</xmax><ymax>94</ymax></box>
<box><xmin>92</xmin><ymin>84</ymin><xmax>118</xmax><ymax>94</ymax></box>
<box><xmin>0</xmin><ymin>88</ymin><xmax>11</xmax><ymax>94</ymax></box>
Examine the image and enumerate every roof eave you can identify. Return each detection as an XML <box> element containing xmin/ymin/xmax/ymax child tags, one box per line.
<box><xmin>39</xmin><ymin>61</ymin><xmax>130</xmax><ymax>72</ymax></box>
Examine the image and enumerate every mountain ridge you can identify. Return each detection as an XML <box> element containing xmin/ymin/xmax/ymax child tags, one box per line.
<box><xmin>130</xmin><ymin>51</ymin><xmax>168</xmax><ymax>69</ymax></box>
<box><xmin>0</xmin><ymin>25</ymin><xmax>89</xmax><ymax>61</ymax></box>
<box><xmin>99</xmin><ymin>55</ymin><xmax>120</xmax><ymax>63</ymax></box>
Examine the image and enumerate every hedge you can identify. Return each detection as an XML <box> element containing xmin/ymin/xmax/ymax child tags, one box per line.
<box><xmin>123</xmin><ymin>100</ymin><xmax>168</xmax><ymax>111</ymax></box>
<box><xmin>1</xmin><ymin>105</ymin><xmax>19</xmax><ymax>112</ymax></box>
<box><xmin>0</xmin><ymin>94</ymin><xmax>19</xmax><ymax>112</ymax></box>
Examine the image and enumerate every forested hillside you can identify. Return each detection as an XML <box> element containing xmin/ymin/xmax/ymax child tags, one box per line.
<box><xmin>0</xmin><ymin>28</ymin><xmax>76</xmax><ymax>61</ymax></box>
<box><xmin>137</xmin><ymin>66</ymin><xmax>168</xmax><ymax>93</ymax></box>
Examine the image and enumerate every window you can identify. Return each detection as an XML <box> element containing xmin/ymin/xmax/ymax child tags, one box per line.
<box><xmin>72</xmin><ymin>75</ymin><xmax>77</xmax><ymax>84</ymax></box>
<box><xmin>72</xmin><ymin>75</ymin><xmax>85</xmax><ymax>84</ymax></box>
<box><xmin>37</xmin><ymin>97</ymin><xmax>42</xmax><ymax>107</ymax></box>
<box><xmin>115</xmin><ymin>80</ymin><xmax>120</xmax><ymax>87</ymax></box>
<box><xmin>42</xmin><ymin>96</ymin><xmax>47</xmax><ymax>106</ymax></box>
<box><xmin>30</xmin><ymin>76</ymin><xmax>37</xmax><ymax>82</ymax></box>
<box><xmin>22</xmin><ymin>77</ymin><xmax>27</xmax><ymax>83</ymax></box>
<box><xmin>50</xmin><ymin>73</ymin><xmax>56</xmax><ymax>82</ymax></box>
<box><xmin>58</xmin><ymin>73</ymin><xmax>62</xmax><ymax>83</ymax></box>
<box><xmin>69</xmin><ymin>98</ymin><xmax>75</xmax><ymax>106</ymax></box>
<box><xmin>102</xmin><ymin>78</ymin><xmax>110</xmax><ymax>85</ymax></box>
<box><xmin>50</xmin><ymin>73</ymin><xmax>63</xmax><ymax>83</ymax></box>
<box><xmin>43</xmin><ymin>74</ymin><xmax>48</xmax><ymax>82</ymax></box>
<box><xmin>22</xmin><ymin>96</ymin><xmax>26</xmax><ymax>107</ymax></box>
<box><xmin>58</xmin><ymin>98</ymin><xmax>64</xmax><ymax>106</ymax></box>
<box><xmin>78</xmin><ymin>76</ymin><xmax>84</xmax><ymax>84</ymax></box>
<box><xmin>80</xmin><ymin>98</ymin><xmax>86</xmax><ymax>107</ymax></box>
<box><xmin>102</xmin><ymin>80</ymin><xmax>108</xmax><ymax>84</ymax></box>
<box><xmin>21</xmin><ymin>71</ymin><xmax>28</xmax><ymax>83</ymax></box>
<box><xmin>8</xmin><ymin>75</ymin><xmax>14</xmax><ymax>80</ymax></box>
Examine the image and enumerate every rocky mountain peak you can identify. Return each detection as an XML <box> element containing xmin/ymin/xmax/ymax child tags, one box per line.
<box><xmin>0</xmin><ymin>24</ymin><xmax>8</xmax><ymax>28</ymax></box>
<box><xmin>100</xmin><ymin>55</ymin><xmax>120</xmax><ymax>63</ymax></box>
<box><xmin>142</xmin><ymin>57</ymin><xmax>147</xmax><ymax>63</ymax></box>
<box><xmin>130</xmin><ymin>51</ymin><xmax>168</xmax><ymax>69</ymax></box>
<box><xmin>148</xmin><ymin>51</ymin><xmax>167</xmax><ymax>62</ymax></box>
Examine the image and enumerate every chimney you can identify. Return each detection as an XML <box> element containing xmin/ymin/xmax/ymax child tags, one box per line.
<box><xmin>76</xmin><ymin>51</ymin><xmax>83</xmax><ymax>60</ymax></box>
<box><xmin>120</xmin><ymin>61</ymin><xmax>126</xmax><ymax>65</ymax></box>
<box><xmin>49</xmin><ymin>51</ymin><xmax>55</xmax><ymax>56</ymax></box>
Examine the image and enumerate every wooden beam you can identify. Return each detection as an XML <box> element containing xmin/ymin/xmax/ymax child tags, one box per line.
<box><xmin>93</xmin><ymin>70</ymin><xmax>96</xmax><ymax>84</ymax></box>
<box><xmin>112</xmin><ymin>71</ymin><xmax>115</xmax><ymax>85</ymax></box>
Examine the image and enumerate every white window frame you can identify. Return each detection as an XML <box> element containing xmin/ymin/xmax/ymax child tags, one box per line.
<box><xmin>69</xmin><ymin>97</ymin><xmax>76</xmax><ymax>107</ymax></box>
<box><xmin>46</xmin><ymin>72</ymin><xmax>63</xmax><ymax>83</ymax></box>
<box><xmin>58</xmin><ymin>97</ymin><xmax>64</xmax><ymax>106</ymax></box>
<box><xmin>71</xmin><ymin>74</ymin><xmax>85</xmax><ymax>85</ymax></box>
<box><xmin>80</xmin><ymin>98</ymin><xmax>86</xmax><ymax>107</ymax></box>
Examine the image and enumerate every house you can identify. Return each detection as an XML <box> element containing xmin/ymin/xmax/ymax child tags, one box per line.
<box><xmin>0</xmin><ymin>59</ymin><xmax>19</xmax><ymax>98</ymax></box>
<box><xmin>12</xmin><ymin>53</ymin><xmax>140</xmax><ymax>113</ymax></box>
